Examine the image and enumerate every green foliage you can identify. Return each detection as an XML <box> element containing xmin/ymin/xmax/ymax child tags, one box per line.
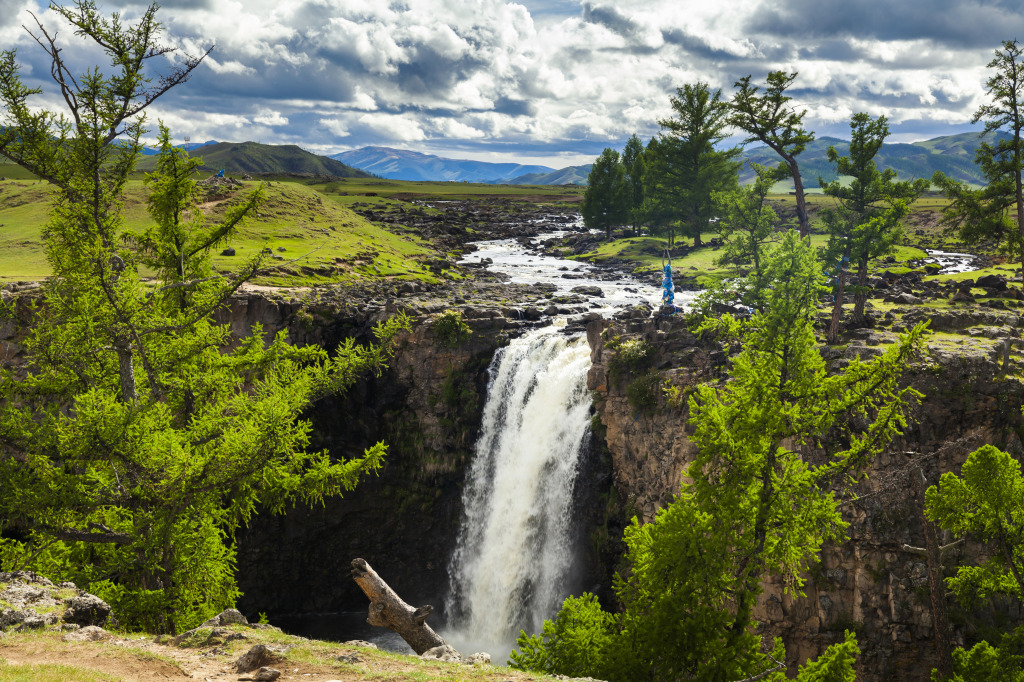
<box><xmin>621</xmin><ymin>134</ymin><xmax>646</xmax><ymax>232</ymax></box>
<box><xmin>625</xmin><ymin>370</ymin><xmax>660</xmax><ymax>413</ymax></box>
<box><xmin>509</xmin><ymin>593</ymin><xmax>615</xmax><ymax>678</ymax></box>
<box><xmin>643</xmin><ymin>83</ymin><xmax>741</xmax><ymax>248</ymax></box>
<box><xmin>934</xmin><ymin>40</ymin><xmax>1024</xmax><ymax>268</ymax></box>
<box><xmin>511</xmin><ymin>232</ymin><xmax>924</xmax><ymax>681</ymax></box>
<box><xmin>0</xmin><ymin>1</ymin><xmax>408</xmax><ymax>634</ymax></box>
<box><xmin>433</xmin><ymin>309</ymin><xmax>472</xmax><ymax>347</ymax></box>
<box><xmin>786</xmin><ymin>630</ymin><xmax>860</xmax><ymax>682</ymax></box>
<box><xmin>819</xmin><ymin>113</ymin><xmax>928</xmax><ymax>336</ymax></box>
<box><xmin>582</xmin><ymin>148</ymin><xmax>630</xmax><ymax>240</ymax></box>
<box><xmin>937</xmin><ymin>626</ymin><xmax>1024</xmax><ymax>682</ymax></box>
<box><xmin>729</xmin><ymin>71</ymin><xmax>815</xmax><ymax>235</ymax></box>
<box><xmin>607</xmin><ymin>338</ymin><xmax>654</xmax><ymax>381</ymax></box>
<box><xmin>715</xmin><ymin>162</ymin><xmax>787</xmax><ymax>276</ymax></box>
<box><xmin>925</xmin><ymin>444</ymin><xmax>1024</xmax><ymax>603</ymax></box>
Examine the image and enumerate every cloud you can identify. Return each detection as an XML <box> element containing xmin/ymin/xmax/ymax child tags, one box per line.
<box><xmin>253</xmin><ymin>108</ymin><xmax>289</xmax><ymax>126</ymax></box>
<box><xmin>745</xmin><ymin>0</ymin><xmax>1024</xmax><ymax>49</ymax></box>
<box><xmin>3</xmin><ymin>0</ymin><xmax>1015</xmax><ymax>166</ymax></box>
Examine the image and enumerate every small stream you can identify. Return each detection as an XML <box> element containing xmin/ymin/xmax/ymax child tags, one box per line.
<box><xmin>924</xmin><ymin>249</ymin><xmax>977</xmax><ymax>275</ymax></box>
<box><xmin>459</xmin><ymin>229</ymin><xmax>672</xmax><ymax>310</ymax></box>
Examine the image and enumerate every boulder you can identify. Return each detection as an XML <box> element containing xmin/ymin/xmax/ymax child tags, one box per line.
<box><xmin>570</xmin><ymin>285</ymin><xmax>604</xmax><ymax>298</ymax></box>
<box><xmin>221</xmin><ymin>247</ymin><xmax>236</xmax><ymax>256</ymax></box>
<box><xmin>976</xmin><ymin>274</ymin><xmax>1008</xmax><ymax>290</ymax></box>
<box><xmin>235</xmin><ymin>644</ymin><xmax>282</xmax><ymax>673</ymax></box>
<box><xmin>201</xmin><ymin>608</ymin><xmax>249</xmax><ymax>628</ymax></box>
<box><xmin>253</xmin><ymin>668</ymin><xmax>281</xmax><ymax>681</ymax></box>
<box><xmin>951</xmin><ymin>291</ymin><xmax>975</xmax><ymax>304</ymax></box>
<box><xmin>421</xmin><ymin>644</ymin><xmax>462</xmax><ymax>662</ymax></box>
<box><xmin>895</xmin><ymin>293</ymin><xmax>922</xmax><ymax>305</ymax></box>
<box><xmin>63</xmin><ymin>593</ymin><xmax>111</xmax><ymax>627</ymax></box>
<box><xmin>62</xmin><ymin>625</ymin><xmax>113</xmax><ymax>642</ymax></box>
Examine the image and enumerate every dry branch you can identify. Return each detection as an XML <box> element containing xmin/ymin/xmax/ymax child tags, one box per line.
<box><xmin>350</xmin><ymin>558</ymin><xmax>445</xmax><ymax>655</ymax></box>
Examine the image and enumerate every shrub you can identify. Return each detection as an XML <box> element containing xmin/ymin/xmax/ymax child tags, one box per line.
<box><xmin>608</xmin><ymin>338</ymin><xmax>654</xmax><ymax>382</ymax></box>
<box><xmin>434</xmin><ymin>310</ymin><xmax>472</xmax><ymax>347</ymax></box>
<box><xmin>626</xmin><ymin>370</ymin><xmax>661</xmax><ymax>412</ymax></box>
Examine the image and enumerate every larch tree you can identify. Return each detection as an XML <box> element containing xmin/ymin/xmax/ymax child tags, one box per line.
<box><xmin>644</xmin><ymin>82</ymin><xmax>740</xmax><ymax>248</ymax></box>
<box><xmin>621</xmin><ymin>134</ymin><xmax>646</xmax><ymax>236</ymax></box>
<box><xmin>582</xmin><ymin>148</ymin><xmax>630</xmax><ymax>241</ymax></box>
<box><xmin>714</xmin><ymin>162</ymin><xmax>788</xmax><ymax>277</ymax></box>
<box><xmin>0</xmin><ymin>1</ymin><xmax>406</xmax><ymax>632</ymax></box>
<box><xmin>729</xmin><ymin>71</ymin><xmax>815</xmax><ymax>238</ymax></box>
<box><xmin>819</xmin><ymin>113</ymin><xmax>927</xmax><ymax>344</ymax></box>
<box><xmin>933</xmin><ymin>39</ymin><xmax>1024</xmax><ymax>277</ymax></box>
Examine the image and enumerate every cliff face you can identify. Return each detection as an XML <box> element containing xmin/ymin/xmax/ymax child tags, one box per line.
<box><xmin>229</xmin><ymin>293</ymin><xmax>527</xmax><ymax>620</ymax></box>
<box><xmin>586</xmin><ymin>309</ymin><xmax>1024</xmax><ymax>681</ymax></box>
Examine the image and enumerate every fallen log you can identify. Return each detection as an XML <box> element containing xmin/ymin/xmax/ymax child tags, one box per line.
<box><xmin>350</xmin><ymin>558</ymin><xmax>446</xmax><ymax>655</ymax></box>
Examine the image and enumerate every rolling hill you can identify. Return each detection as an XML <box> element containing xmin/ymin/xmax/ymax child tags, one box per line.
<box><xmin>743</xmin><ymin>130</ymin><xmax>1008</xmax><ymax>188</ymax></box>
<box><xmin>135</xmin><ymin>141</ymin><xmax>370</xmax><ymax>177</ymax></box>
<box><xmin>507</xmin><ymin>164</ymin><xmax>592</xmax><ymax>185</ymax></box>
<box><xmin>332</xmin><ymin>146</ymin><xmax>553</xmax><ymax>183</ymax></box>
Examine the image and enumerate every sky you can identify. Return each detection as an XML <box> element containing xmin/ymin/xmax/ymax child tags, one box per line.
<box><xmin>2</xmin><ymin>0</ymin><xmax>1022</xmax><ymax>169</ymax></box>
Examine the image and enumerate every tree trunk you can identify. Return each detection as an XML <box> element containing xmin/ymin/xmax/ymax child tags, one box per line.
<box><xmin>787</xmin><ymin>156</ymin><xmax>810</xmax><ymax>238</ymax></box>
<box><xmin>827</xmin><ymin>244</ymin><xmax>851</xmax><ymax>345</ymax></box>
<box><xmin>116</xmin><ymin>344</ymin><xmax>137</xmax><ymax>403</ymax></box>
<box><xmin>911</xmin><ymin>468</ymin><xmax>953</xmax><ymax>680</ymax></box>
<box><xmin>350</xmin><ymin>558</ymin><xmax>445</xmax><ymax>655</ymax></box>
<box><xmin>852</xmin><ymin>256</ymin><xmax>870</xmax><ymax>325</ymax></box>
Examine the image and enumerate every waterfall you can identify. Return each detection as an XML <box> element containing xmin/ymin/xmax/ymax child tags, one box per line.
<box><xmin>444</xmin><ymin>324</ymin><xmax>593</xmax><ymax>658</ymax></box>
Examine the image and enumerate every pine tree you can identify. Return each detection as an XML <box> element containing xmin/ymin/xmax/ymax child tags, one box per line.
<box><xmin>819</xmin><ymin>113</ymin><xmax>927</xmax><ymax>343</ymax></box>
<box><xmin>0</xmin><ymin>2</ymin><xmax>406</xmax><ymax>632</ymax></box>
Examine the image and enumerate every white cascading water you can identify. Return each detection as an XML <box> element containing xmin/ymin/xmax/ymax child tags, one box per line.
<box><xmin>444</xmin><ymin>323</ymin><xmax>593</xmax><ymax>659</ymax></box>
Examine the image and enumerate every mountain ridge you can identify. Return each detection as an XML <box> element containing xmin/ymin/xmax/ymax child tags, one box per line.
<box><xmin>330</xmin><ymin>146</ymin><xmax>553</xmax><ymax>183</ymax></box>
<box><xmin>332</xmin><ymin>131</ymin><xmax>1008</xmax><ymax>187</ymax></box>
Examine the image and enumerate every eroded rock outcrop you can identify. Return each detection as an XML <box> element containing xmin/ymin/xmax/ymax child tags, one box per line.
<box><xmin>586</xmin><ymin>309</ymin><xmax>1024</xmax><ymax>681</ymax></box>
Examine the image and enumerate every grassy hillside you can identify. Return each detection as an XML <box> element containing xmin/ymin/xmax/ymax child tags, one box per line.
<box><xmin>0</xmin><ymin>175</ymin><xmax>583</xmax><ymax>284</ymax></box>
<box><xmin>135</xmin><ymin>141</ymin><xmax>371</xmax><ymax>178</ymax></box>
<box><xmin>0</xmin><ymin>178</ymin><xmax>442</xmax><ymax>285</ymax></box>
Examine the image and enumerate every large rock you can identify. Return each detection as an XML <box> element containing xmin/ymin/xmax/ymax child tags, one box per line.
<box><xmin>570</xmin><ymin>285</ymin><xmax>605</xmax><ymax>297</ymax></box>
<box><xmin>63</xmin><ymin>593</ymin><xmax>111</xmax><ymax>627</ymax></box>
<box><xmin>62</xmin><ymin>625</ymin><xmax>113</xmax><ymax>642</ymax></box>
<box><xmin>235</xmin><ymin>644</ymin><xmax>281</xmax><ymax>673</ymax></box>
<box><xmin>201</xmin><ymin>608</ymin><xmax>248</xmax><ymax>628</ymax></box>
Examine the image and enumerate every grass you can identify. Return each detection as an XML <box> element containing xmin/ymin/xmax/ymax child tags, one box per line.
<box><xmin>0</xmin><ymin>625</ymin><xmax>563</xmax><ymax>682</ymax></box>
<box><xmin>0</xmin><ymin>661</ymin><xmax>117</xmax><ymax>682</ymax></box>
<box><xmin>573</xmin><ymin>232</ymin><xmax>831</xmax><ymax>285</ymax></box>
<box><xmin>0</xmin><ymin>174</ymin><xmax>583</xmax><ymax>286</ymax></box>
<box><xmin>0</xmin><ymin>178</ymin><xmax>443</xmax><ymax>286</ymax></box>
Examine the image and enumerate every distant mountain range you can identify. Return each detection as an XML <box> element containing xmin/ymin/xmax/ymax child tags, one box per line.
<box><xmin>135</xmin><ymin>141</ymin><xmax>369</xmax><ymax>177</ymax></box>
<box><xmin>743</xmin><ymin>131</ymin><xmax>1009</xmax><ymax>188</ymax></box>
<box><xmin>507</xmin><ymin>164</ymin><xmax>593</xmax><ymax>185</ymax></box>
<box><xmin>331</xmin><ymin>146</ymin><xmax>554</xmax><ymax>183</ymax></box>
<box><xmin>332</xmin><ymin>132</ymin><xmax>1008</xmax><ymax>187</ymax></box>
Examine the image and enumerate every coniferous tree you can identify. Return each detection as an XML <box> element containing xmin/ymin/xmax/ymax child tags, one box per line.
<box><xmin>729</xmin><ymin>71</ymin><xmax>815</xmax><ymax>238</ymax></box>
<box><xmin>621</xmin><ymin>134</ymin><xmax>646</xmax><ymax>236</ymax></box>
<box><xmin>0</xmin><ymin>2</ymin><xmax>406</xmax><ymax>632</ymax></box>
<box><xmin>582</xmin><ymin>148</ymin><xmax>630</xmax><ymax>240</ymax></box>
<box><xmin>933</xmin><ymin>40</ymin><xmax>1024</xmax><ymax>276</ymax></box>
<box><xmin>644</xmin><ymin>82</ymin><xmax>740</xmax><ymax>248</ymax></box>
<box><xmin>819</xmin><ymin>113</ymin><xmax>927</xmax><ymax>343</ymax></box>
<box><xmin>714</xmin><ymin>162</ymin><xmax>788</xmax><ymax>277</ymax></box>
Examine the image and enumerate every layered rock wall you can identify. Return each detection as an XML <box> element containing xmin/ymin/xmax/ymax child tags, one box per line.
<box><xmin>586</xmin><ymin>309</ymin><xmax>1024</xmax><ymax>681</ymax></box>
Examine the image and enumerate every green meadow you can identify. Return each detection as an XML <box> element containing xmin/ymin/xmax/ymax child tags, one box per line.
<box><xmin>0</xmin><ymin>170</ymin><xmax>584</xmax><ymax>285</ymax></box>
